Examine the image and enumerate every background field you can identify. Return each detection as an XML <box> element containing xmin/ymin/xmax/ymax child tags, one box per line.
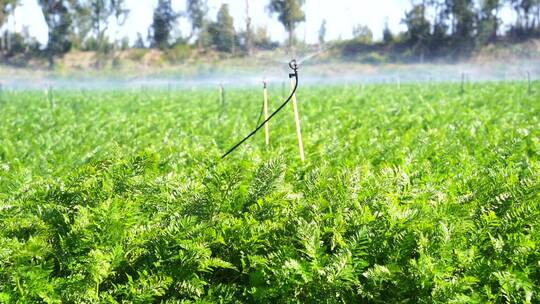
<box><xmin>1</xmin><ymin>83</ymin><xmax>539</xmax><ymax>302</ymax></box>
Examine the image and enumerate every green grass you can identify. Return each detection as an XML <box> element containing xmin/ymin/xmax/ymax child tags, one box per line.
<box><xmin>0</xmin><ymin>83</ymin><xmax>539</xmax><ymax>303</ymax></box>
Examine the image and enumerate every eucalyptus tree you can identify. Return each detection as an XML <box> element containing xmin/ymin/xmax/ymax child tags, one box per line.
<box><xmin>67</xmin><ymin>0</ymin><xmax>91</xmax><ymax>50</ymax></box>
<box><xmin>477</xmin><ymin>0</ymin><xmax>502</xmax><ymax>44</ymax></box>
<box><xmin>38</xmin><ymin>0</ymin><xmax>72</xmax><ymax>66</ymax></box>
<box><xmin>111</xmin><ymin>0</ymin><xmax>129</xmax><ymax>46</ymax></box>
<box><xmin>244</xmin><ymin>0</ymin><xmax>253</xmax><ymax>55</ymax></box>
<box><xmin>186</xmin><ymin>0</ymin><xmax>208</xmax><ymax>48</ymax></box>
<box><xmin>0</xmin><ymin>0</ymin><xmax>18</xmax><ymax>28</ymax></box>
<box><xmin>508</xmin><ymin>0</ymin><xmax>540</xmax><ymax>36</ymax></box>
<box><xmin>267</xmin><ymin>0</ymin><xmax>306</xmax><ymax>49</ymax></box>
<box><xmin>318</xmin><ymin>19</ymin><xmax>326</xmax><ymax>45</ymax></box>
<box><xmin>150</xmin><ymin>0</ymin><xmax>178</xmax><ymax>49</ymax></box>
<box><xmin>208</xmin><ymin>3</ymin><xmax>235</xmax><ymax>53</ymax></box>
<box><xmin>403</xmin><ymin>1</ymin><xmax>431</xmax><ymax>60</ymax></box>
<box><xmin>88</xmin><ymin>0</ymin><xmax>113</xmax><ymax>47</ymax></box>
<box><xmin>382</xmin><ymin>19</ymin><xmax>394</xmax><ymax>44</ymax></box>
<box><xmin>447</xmin><ymin>0</ymin><xmax>476</xmax><ymax>41</ymax></box>
<box><xmin>0</xmin><ymin>0</ymin><xmax>18</xmax><ymax>52</ymax></box>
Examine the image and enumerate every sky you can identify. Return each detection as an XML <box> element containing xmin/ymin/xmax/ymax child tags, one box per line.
<box><xmin>5</xmin><ymin>0</ymin><xmax>413</xmax><ymax>46</ymax></box>
<box><xmin>4</xmin><ymin>0</ymin><xmax>515</xmax><ymax>46</ymax></box>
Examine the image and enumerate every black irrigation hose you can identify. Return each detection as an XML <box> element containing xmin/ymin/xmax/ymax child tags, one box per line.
<box><xmin>222</xmin><ymin>60</ymin><xmax>299</xmax><ymax>160</ymax></box>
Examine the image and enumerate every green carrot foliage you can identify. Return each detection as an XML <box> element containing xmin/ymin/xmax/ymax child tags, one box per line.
<box><xmin>0</xmin><ymin>83</ymin><xmax>539</xmax><ymax>302</ymax></box>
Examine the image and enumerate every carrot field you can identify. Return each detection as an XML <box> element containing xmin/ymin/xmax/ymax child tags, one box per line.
<box><xmin>0</xmin><ymin>83</ymin><xmax>539</xmax><ymax>303</ymax></box>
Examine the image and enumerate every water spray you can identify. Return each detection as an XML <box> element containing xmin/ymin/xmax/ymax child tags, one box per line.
<box><xmin>221</xmin><ymin>59</ymin><xmax>300</xmax><ymax>160</ymax></box>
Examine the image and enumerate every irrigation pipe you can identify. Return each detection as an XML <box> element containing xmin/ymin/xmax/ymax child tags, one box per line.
<box><xmin>221</xmin><ymin>59</ymin><xmax>299</xmax><ymax>159</ymax></box>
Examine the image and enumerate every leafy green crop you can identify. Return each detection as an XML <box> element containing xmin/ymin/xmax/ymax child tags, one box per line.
<box><xmin>0</xmin><ymin>82</ymin><xmax>539</xmax><ymax>303</ymax></box>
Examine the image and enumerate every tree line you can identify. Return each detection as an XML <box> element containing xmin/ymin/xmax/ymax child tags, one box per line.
<box><xmin>1</xmin><ymin>0</ymin><xmax>540</xmax><ymax>65</ymax></box>
<box><xmin>396</xmin><ymin>0</ymin><xmax>540</xmax><ymax>60</ymax></box>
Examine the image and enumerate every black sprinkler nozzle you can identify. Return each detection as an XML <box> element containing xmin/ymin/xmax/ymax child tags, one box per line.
<box><xmin>289</xmin><ymin>59</ymin><xmax>299</xmax><ymax>78</ymax></box>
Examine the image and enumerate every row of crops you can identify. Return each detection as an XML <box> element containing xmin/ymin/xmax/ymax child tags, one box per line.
<box><xmin>0</xmin><ymin>83</ymin><xmax>539</xmax><ymax>302</ymax></box>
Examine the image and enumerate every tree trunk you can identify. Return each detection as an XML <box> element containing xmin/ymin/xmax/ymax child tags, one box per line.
<box><xmin>494</xmin><ymin>7</ymin><xmax>500</xmax><ymax>39</ymax></box>
<box><xmin>288</xmin><ymin>26</ymin><xmax>294</xmax><ymax>54</ymax></box>
<box><xmin>6</xmin><ymin>31</ymin><xmax>10</xmax><ymax>53</ymax></box>
<box><xmin>232</xmin><ymin>29</ymin><xmax>236</xmax><ymax>55</ymax></box>
<box><xmin>197</xmin><ymin>29</ymin><xmax>203</xmax><ymax>50</ymax></box>
<box><xmin>48</xmin><ymin>29</ymin><xmax>54</xmax><ymax>68</ymax></box>
<box><xmin>535</xmin><ymin>6</ymin><xmax>540</xmax><ymax>34</ymax></box>
<box><xmin>245</xmin><ymin>0</ymin><xmax>252</xmax><ymax>55</ymax></box>
<box><xmin>537</xmin><ymin>6</ymin><xmax>540</xmax><ymax>35</ymax></box>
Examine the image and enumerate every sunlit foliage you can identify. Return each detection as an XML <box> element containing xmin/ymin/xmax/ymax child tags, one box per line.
<box><xmin>0</xmin><ymin>83</ymin><xmax>539</xmax><ymax>302</ymax></box>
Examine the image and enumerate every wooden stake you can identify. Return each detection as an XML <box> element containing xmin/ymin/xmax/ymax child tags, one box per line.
<box><xmin>263</xmin><ymin>80</ymin><xmax>269</xmax><ymax>146</ymax></box>
<box><xmin>396</xmin><ymin>75</ymin><xmax>401</xmax><ymax>90</ymax></box>
<box><xmin>219</xmin><ymin>83</ymin><xmax>225</xmax><ymax>106</ymax></box>
<box><xmin>527</xmin><ymin>71</ymin><xmax>532</xmax><ymax>94</ymax></box>
<box><xmin>460</xmin><ymin>72</ymin><xmax>465</xmax><ymax>95</ymax></box>
<box><xmin>290</xmin><ymin>78</ymin><xmax>305</xmax><ymax>162</ymax></box>
<box><xmin>47</xmin><ymin>85</ymin><xmax>55</xmax><ymax>108</ymax></box>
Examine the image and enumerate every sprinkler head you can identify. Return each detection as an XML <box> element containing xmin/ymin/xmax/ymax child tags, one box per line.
<box><xmin>289</xmin><ymin>59</ymin><xmax>298</xmax><ymax>70</ymax></box>
<box><xmin>289</xmin><ymin>59</ymin><xmax>299</xmax><ymax>78</ymax></box>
